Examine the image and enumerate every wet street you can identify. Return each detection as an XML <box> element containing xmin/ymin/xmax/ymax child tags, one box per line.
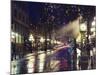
<box><xmin>11</xmin><ymin>47</ymin><xmax>96</xmax><ymax>74</ymax></box>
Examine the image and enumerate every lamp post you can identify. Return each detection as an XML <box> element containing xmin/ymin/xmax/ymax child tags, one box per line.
<box><xmin>80</xmin><ymin>22</ymin><xmax>87</xmax><ymax>56</ymax></box>
<box><xmin>29</xmin><ymin>34</ymin><xmax>35</xmax><ymax>49</ymax></box>
<box><xmin>79</xmin><ymin>21</ymin><xmax>90</xmax><ymax>70</ymax></box>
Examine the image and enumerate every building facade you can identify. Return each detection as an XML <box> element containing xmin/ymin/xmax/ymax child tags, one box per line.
<box><xmin>11</xmin><ymin>1</ymin><xmax>32</xmax><ymax>60</ymax></box>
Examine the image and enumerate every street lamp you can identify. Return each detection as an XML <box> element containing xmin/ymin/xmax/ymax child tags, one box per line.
<box><xmin>54</xmin><ymin>40</ymin><xmax>57</xmax><ymax>44</ymax></box>
<box><xmin>47</xmin><ymin>38</ymin><xmax>50</xmax><ymax>41</ymax></box>
<box><xmin>91</xmin><ymin>17</ymin><xmax>96</xmax><ymax>32</ymax></box>
<box><xmin>40</xmin><ymin>37</ymin><xmax>45</xmax><ymax>43</ymax></box>
<box><xmin>51</xmin><ymin>40</ymin><xmax>54</xmax><ymax>44</ymax></box>
<box><xmin>29</xmin><ymin>34</ymin><xmax>35</xmax><ymax>42</ymax></box>
<box><xmin>11</xmin><ymin>32</ymin><xmax>15</xmax><ymax>39</ymax></box>
<box><xmin>92</xmin><ymin>21</ymin><xmax>96</xmax><ymax>27</ymax></box>
<box><xmin>90</xmin><ymin>17</ymin><xmax>96</xmax><ymax>38</ymax></box>
<box><xmin>91</xmin><ymin>27</ymin><xmax>95</xmax><ymax>32</ymax></box>
<box><xmin>92</xmin><ymin>17</ymin><xmax>96</xmax><ymax>26</ymax></box>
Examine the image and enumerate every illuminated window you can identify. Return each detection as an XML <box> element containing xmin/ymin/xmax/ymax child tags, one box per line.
<box><xmin>19</xmin><ymin>34</ymin><xmax>21</xmax><ymax>44</ymax></box>
<box><xmin>15</xmin><ymin>33</ymin><xmax>19</xmax><ymax>43</ymax></box>
<box><xmin>11</xmin><ymin>32</ymin><xmax>16</xmax><ymax>42</ymax></box>
<box><xmin>11</xmin><ymin>31</ymin><xmax>23</xmax><ymax>44</ymax></box>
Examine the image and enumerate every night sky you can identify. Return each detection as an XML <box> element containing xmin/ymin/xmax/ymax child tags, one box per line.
<box><xmin>12</xmin><ymin>1</ymin><xmax>96</xmax><ymax>26</ymax></box>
